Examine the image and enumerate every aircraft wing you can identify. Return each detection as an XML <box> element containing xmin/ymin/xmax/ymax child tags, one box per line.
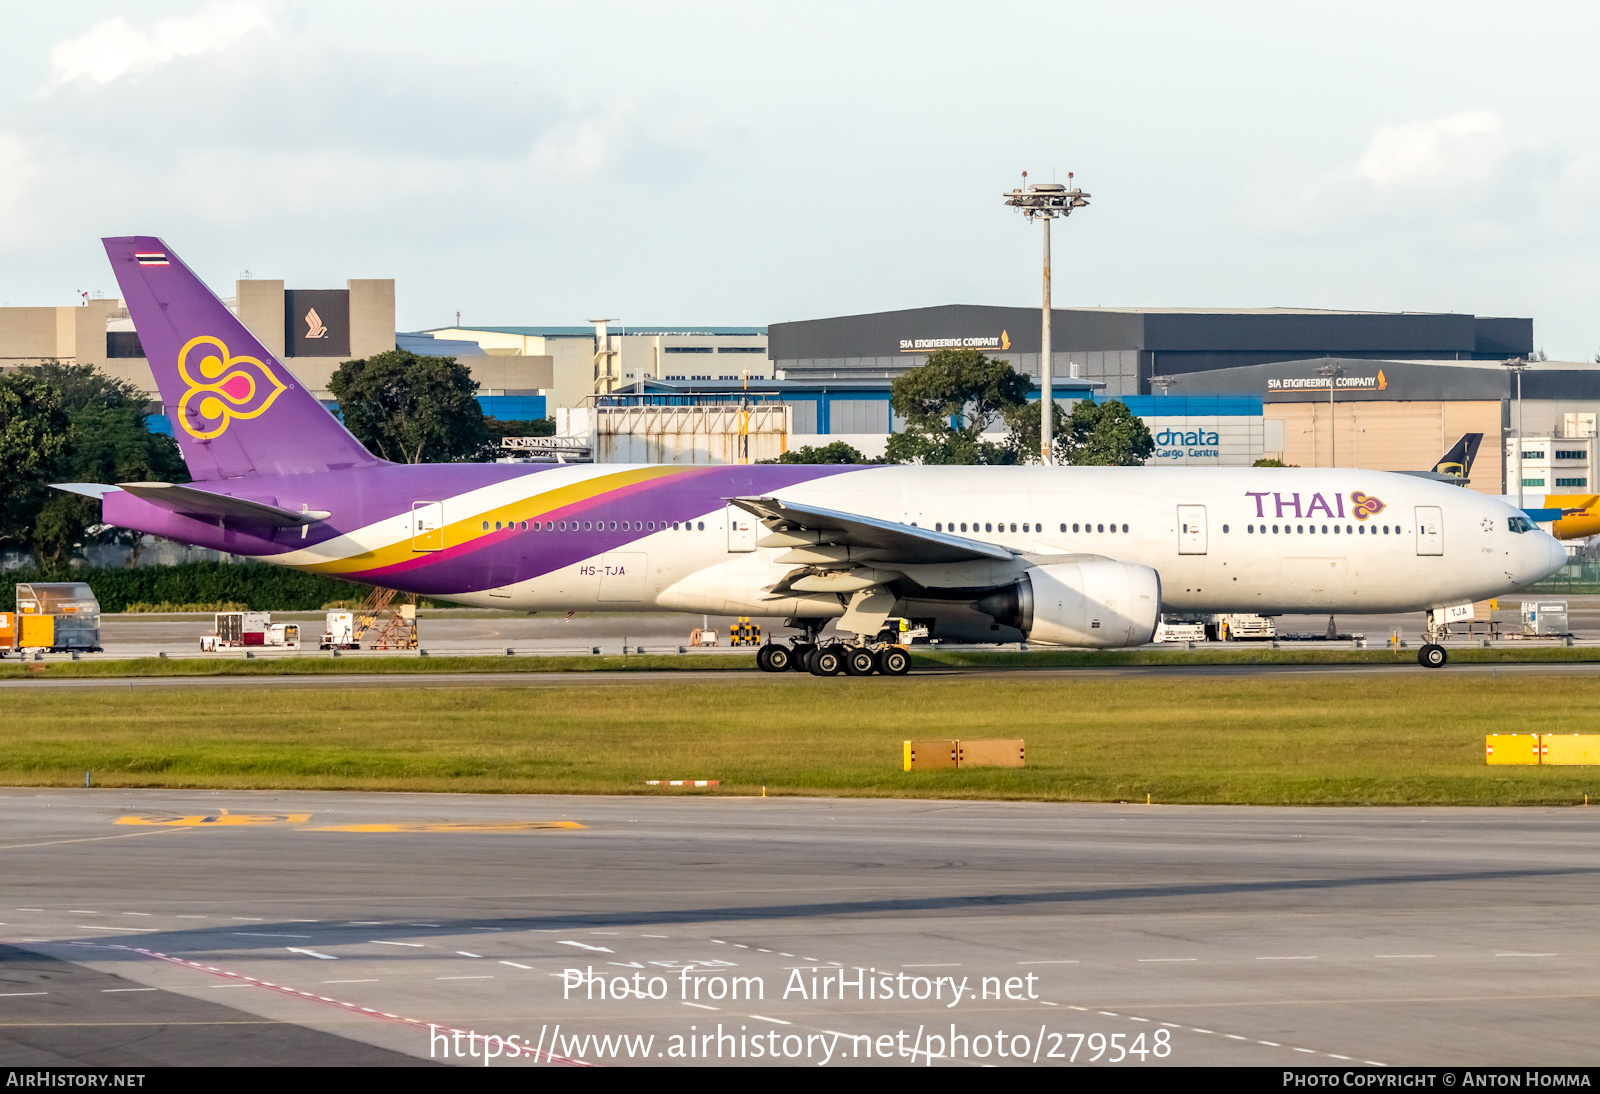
<box><xmin>56</xmin><ymin>482</ymin><xmax>331</xmax><ymax>527</ymax></box>
<box><xmin>728</xmin><ymin>495</ymin><xmax>1014</xmax><ymax>565</ymax></box>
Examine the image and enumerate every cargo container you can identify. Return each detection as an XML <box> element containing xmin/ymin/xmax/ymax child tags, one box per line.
<box><xmin>1521</xmin><ymin>600</ymin><xmax>1570</xmax><ymax>636</ymax></box>
<box><xmin>14</xmin><ymin>583</ymin><xmax>101</xmax><ymax>653</ymax></box>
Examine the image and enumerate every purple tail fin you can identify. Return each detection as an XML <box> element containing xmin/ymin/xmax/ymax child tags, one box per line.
<box><xmin>103</xmin><ymin>236</ymin><xmax>381</xmax><ymax>480</ymax></box>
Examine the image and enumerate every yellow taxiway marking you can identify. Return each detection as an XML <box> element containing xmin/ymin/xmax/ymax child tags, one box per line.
<box><xmin>305</xmin><ymin>821</ymin><xmax>585</xmax><ymax>833</ymax></box>
<box><xmin>116</xmin><ymin>814</ymin><xmax>312</xmax><ymax>827</ymax></box>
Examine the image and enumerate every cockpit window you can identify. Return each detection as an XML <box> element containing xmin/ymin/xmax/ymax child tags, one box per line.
<box><xmin>1509</xmin><ymin>516</ymin><xmax>1536</xmax><ymax>533</ymax></box>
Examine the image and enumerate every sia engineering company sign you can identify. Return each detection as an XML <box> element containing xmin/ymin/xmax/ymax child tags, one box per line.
<box><xmin>900</xmin><ymin>331</ymin><xmax>1012</xmax><ymax>352</ymax></box>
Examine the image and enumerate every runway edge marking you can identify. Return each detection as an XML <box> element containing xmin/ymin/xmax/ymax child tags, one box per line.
<box><xmin>111</xmin><ymin>944</ymin><xmax>592</xmax><ymax>1066</ymax></box>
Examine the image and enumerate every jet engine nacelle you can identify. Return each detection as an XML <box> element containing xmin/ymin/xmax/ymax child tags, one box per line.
<box><xmin>976</xmin><ymin>560</ymin><xmax>1161</xmax><ymax>648</ymax></box>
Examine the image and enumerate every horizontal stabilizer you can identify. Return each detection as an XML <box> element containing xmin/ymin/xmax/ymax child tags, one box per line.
<box><xmin>1395</xmin><ymin>470</ymin><xmax>1470</xmax><ymax>486</ymax></box>
<box><xmin>114</xmin><ymin>482</ymin><xmax>330</xmax><ymax>526</ymax></box>
<box><xmin>729</xmin><ymin>496</ymin><xmax>1014</xmax><ymax>565</ymax></box>
<box><xmin>51</xmin><ymin>483</ymin><xmax>123</xmax><ymax>500</ymax></box>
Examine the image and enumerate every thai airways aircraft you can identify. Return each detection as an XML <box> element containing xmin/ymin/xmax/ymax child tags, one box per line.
<box><xmin>59</xmin><ymin>237</ymin><xmax>1566</xmax><ymax>673</ymax></box>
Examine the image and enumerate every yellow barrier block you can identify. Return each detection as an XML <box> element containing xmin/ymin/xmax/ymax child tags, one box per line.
<box><xmin>1485</xmin><ymin>735</ymin><xmax>1540</xmax><ymax>765</ymax></box>
<box><xmin>957</xmin><ymin>739</ymin><xmax>1026</xmax><ymax>769</ymax></box>
<box><xmin>904</xmin><ymin>740</ymin><xmax>957</xmax><ymax>771</ymax></box>
<box><xmin>1541</xmin><ymin>736</ymin><xmax>1600</xmax><ymax>766</ymax></box>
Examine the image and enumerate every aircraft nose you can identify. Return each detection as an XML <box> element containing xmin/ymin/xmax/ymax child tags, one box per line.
<box><xmin>1546</xmin><ymin>534</ymin><xmax>1567</xmax><ymax>577</ymax></box>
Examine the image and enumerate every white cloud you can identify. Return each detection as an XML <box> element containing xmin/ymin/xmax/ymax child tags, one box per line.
<box><xmin>39</xmin><ymin>1</ymin><xmax>282</xmax><ymax>94</ymax></box>
<box><xmin>1352</xmin><ymin>109</ymin><xmax>1514</xmax><ymax>190</ymax></box>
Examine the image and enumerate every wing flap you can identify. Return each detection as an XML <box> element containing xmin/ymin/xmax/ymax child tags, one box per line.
<box><xmin>729</xmin><ymin>496</ymin><xmax>1013</xmax><ymax>565</ymax></box>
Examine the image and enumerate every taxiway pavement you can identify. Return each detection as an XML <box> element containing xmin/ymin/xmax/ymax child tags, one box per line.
<box><xmin>1</xmin><ymin>790</ymin><xmax>1595</xmax><ymax>1067</ymax></box>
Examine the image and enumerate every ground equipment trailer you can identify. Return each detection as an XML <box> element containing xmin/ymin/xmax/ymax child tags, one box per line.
<box><xmin>201</xmin><ymin>611</ymin><xmax>300</xmax><ymax>651</ymax></box>
<box><xmin>11</xmin><ymin>583</ymin><xmax>102</xmax><ymax>654</ymax></box>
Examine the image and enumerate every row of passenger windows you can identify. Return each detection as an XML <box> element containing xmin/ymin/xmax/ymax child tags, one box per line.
<box><xmin>481</xmin><ymin>519</ymin><xmax>707</xmax><ymax>532</ymax></box>
<box><xmin>934</xmin><ymin>522</ymin><xmax>1132</xmax><ymax>534</ymax></box>
<box><xmin>1245</xmin><ymin>523</ymin><xmax>1403</xmax><ymax>536</ymax></box>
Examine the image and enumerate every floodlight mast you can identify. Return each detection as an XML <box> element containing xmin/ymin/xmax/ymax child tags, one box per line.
<box><xmin>1004</xmin><ymin>175</ymin><xmax>1089</xmax><ymax>465</ymax></box>
<box><xmin>1503</xmin><ymin>356</ymin><xmax>1529</xmax><ymax>507</ymax></box>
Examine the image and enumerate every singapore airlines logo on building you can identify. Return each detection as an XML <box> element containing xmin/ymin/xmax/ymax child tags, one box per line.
<box><xmin>175</xmin><ymin>335</ymin><xmax>288</xmax><ymax>440</ymax></box>
<box><xmin>304</xmin><ymin>309</ymin><xmax>328</xmax><ymax>339</ymax></box>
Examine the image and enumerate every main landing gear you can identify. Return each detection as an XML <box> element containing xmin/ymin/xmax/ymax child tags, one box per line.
<box><xmin>1417</xmin><ymin>644</ymin><xmax>1448</xmax><ymax>669</ymax></box>
<box><xmin>754</xmin><ymin>637</ymin><xmax>910</xmax><ymax>677</ymax></box>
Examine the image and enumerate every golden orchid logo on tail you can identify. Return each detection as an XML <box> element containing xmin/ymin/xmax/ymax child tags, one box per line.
<box><xmin>176</xmin><ymin>335</ymin><xmax>288</xmax><ymax>439</ymax></box>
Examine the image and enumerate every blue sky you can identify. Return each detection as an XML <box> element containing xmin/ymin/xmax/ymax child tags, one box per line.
<box><xmin>2</xmin><ymin>2</ymin><xmax>1598</xmax><ymax>358</ymax></box>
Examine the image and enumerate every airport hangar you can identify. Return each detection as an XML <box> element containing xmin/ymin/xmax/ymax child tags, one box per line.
<box><xmin>14</xmin><ymin>283</ymin><xmax>1600</xmax><ymax>500</ymax></box>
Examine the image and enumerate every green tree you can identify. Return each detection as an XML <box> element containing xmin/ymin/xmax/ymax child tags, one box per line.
<box><xmin>759</xmin><ymin>441</ymin><xmax>870</xmax><ymax>465</ymax></box>
<box><xmin>1252</xmin><ymin>457</ymin><xmax>1298</xmax><ymax>468</ymax></box>
<box><xmin>885</xmin><ymin>349</ymin><xmax>1033</xmax><ymax>465</ymax></box>
<box><xmin>484</xmin><ymin>417</ymin><xmax>556</xmax><ymax>444</ymax></box>
<box><xmin>1059</xmin><ymin>399</ymin><xmax>1155</xmax><ymax>466</ymax></box>
<box><xmin>17</xmin><ymin>363</ymin><xmax>188</xmax><ymax>567</ymax></box>
<box><xmin>0</xmin><ymin>374</ymin><xmax>70</xmax><ymax>557</ymax></box>
<box><xmin>329</xmin><ymin>350</ymin><xmax>491</xmax><ymax>463</ymax></box>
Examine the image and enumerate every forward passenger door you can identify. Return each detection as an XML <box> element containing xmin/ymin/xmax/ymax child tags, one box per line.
<box><xmin>1415</xmin><ymin>506</ymin><xmax>1443</xmax><ymax>556</ymax></box>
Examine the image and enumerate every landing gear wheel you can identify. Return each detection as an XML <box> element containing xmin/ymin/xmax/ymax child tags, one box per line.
<box><xmin>842</xmin><ymin>647</ymin><xmax>877</xmax><ymax>676</ymax></box>
<box><xmin>809</xmin><ymin>645</ymin><xmax>844</xmax><ymax>676</ymax></box>
<box><xmin>763</xmin><ymin>644</ymin><xmax>792</xmax><ymax>673</ymax></box>
<box><xmin>876</xmin><ymin>646</ymin><xmax>911</xmax><ymax>676</ymax></box>
<box><xmin>794</xmin><ymin>644</ymin><xmax>817</xmax><ymax>672</ymax></box>
<box><xmin>1418</xmin><ymin>643</ymin><xmax>1448</xmax><ymax>668</ymax></box>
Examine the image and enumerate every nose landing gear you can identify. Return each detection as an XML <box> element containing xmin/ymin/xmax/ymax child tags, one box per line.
<box><xmin>1418</xmin><ymin>643</ymin><xmax>1448</xmax><ymax>668</ymax></box>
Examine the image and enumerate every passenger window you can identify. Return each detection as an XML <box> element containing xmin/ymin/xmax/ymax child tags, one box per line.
<box><xmin>1122</xmin><ymin>524</ymin><xmax>1128</xmax><ymax>533</ymax></box>
<box><xmin>495</xmin><ymin>521</ymin><xmax>502</xmax><ymax>530</ymax></box>
<box><xmin>985</xmin><ymin>523</ymin><xmax>992</xmax><ymax>532</ymax></box>
<box><xmin>1060</xmin><ymin>523</ymin><xmax>1067</xmax><ymax>532</ymax></box>
<box><xmin>1332</xmin><ymin>525</ymin><xmax>1339</xmax><ymax>534</ymax></box>
<box><xmin>1010</xmin><ymin>523</ymin><xmax>1017</xmax><ymax>533</ymax></box>
<box><xmin>481</xmin><ymin>521</ymin><xmax>489</xmax><ymax>530</ymax></box>
<box><xmin>1072</xmin><ymin>523</ymin><xmax>1079</xmax><ymax>532</ymax></box>
<box><xmin>1097</xmin><ymin>523</ymin><xmax>1104</xmax><ymax>533</ymax></box>
<box><xmin>960</xmin><ymin>523</ymin><xmax>967</xmax><ymax>532</ymax></box>
<box><xmin>698</xmin><ymin>522</ymin><xmax>705</xmax><ymax>531</ymax></box>
<box><xmin>1247</xmin><ymin>524</ymin><xmax>1253</xmax><ymax>533</ymax></box>
<box><xmin>1222</xmin><ymin>524</ymin><xmax>1229</xmax><ymax>533</ymax></box>
<box><xmin>1272</xmin><ymin>525</ymin><xmax>1279</xmax><ymax>533</ymax></box>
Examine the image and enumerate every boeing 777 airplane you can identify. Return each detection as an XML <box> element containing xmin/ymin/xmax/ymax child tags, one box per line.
<box><xmin>57</xmin><ymin>237</ymin><xmax>1566</xmax><ymax>673</ymax></box>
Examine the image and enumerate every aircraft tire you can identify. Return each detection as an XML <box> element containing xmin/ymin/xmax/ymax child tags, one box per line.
<box><xmin>809</xmin><ymin>646</ymin><xmax>844</xmax><ymax>676</ymax></box>
<box><xmin>876</xmin><ymin>647</ymin><xmax>911</xmax><ymax>676</ymax></box>
<box><xmin>794</xmin><ymin>644</ymin><xmax>817</xmax><ymax>672</ymax></box>
<box><xmin>1418</xmin><ymin>643</ymin><xmax>1448</xmax><ymax>668</ymax></box>
<box><xmin>763</xmin><ymin>644</ymin><xmax>793</xmax><ymax>673</ymax></box>
<box><xmin>842</xmin><ymin>647</ymin><xmax>877</xmax><ymax>676</ymax></box>
<box><xmin>754</xmin><ymin>645</ymin><xmax>775</xmax><ymax>672</ymax></box>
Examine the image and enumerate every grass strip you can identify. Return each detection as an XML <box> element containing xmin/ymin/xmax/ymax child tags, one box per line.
<box><xmin>4</xmin><ymin>644</ymin><xmax>1600</xmax><ymax>680</ymax></box>
<box><xmin>3</xmin><ymin>674</ymin><xmax>1595</xmax><ymax>806</ymax></box>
